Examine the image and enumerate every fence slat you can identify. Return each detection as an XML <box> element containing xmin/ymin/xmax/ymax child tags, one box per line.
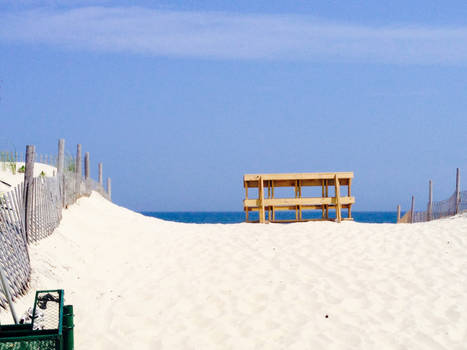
<box><xmin>0</xmin><ymin>141</ymin><xmax>112</xmax><ymax>314</ymax></box>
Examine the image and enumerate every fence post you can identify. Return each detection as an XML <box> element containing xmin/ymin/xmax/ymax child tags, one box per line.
<box><xmin>75</xmin><ymin>144</ymin><xmax>82</xmax><ymax>179</ymax></box>
<box><xmin>396</xmin><ymin>205</ymin><xmax>401</xmax><ymax>223</ymax></box>
<box><xmin>455</xmin><ymin>168</ymin><xmax>460</xmax><ymax>214</ymax></box>
<box><xmin>75</xmin><ymin>144</ymin><xmax>82</xmax><ymax>196</ymax></box>
<box><xmin>57</xmin><ymin>139</ymin><xmax>65</xmax><ymax>207</ymax></box>
<box><xmin>24</xmin><ymin>145</ymin><xmax>35</xmax><ymax>241</ymax></box>
<box><xmin>84</xmin><ymin>152</ymin><xmax>90</xmax><ymax>180</ymax></box>
<box><xmin>410</xmin><ymin>196</ymin><xmax>415</xmax><ymax>223</ymax></box>
<box><xmin>427</xmin><ymin>180</ymin><xmax>433</xmax><ymax>221</ymax></box>
<box><xmin>107</xmin><ymin>177</ymin><xmax>112</xmax><ymax>200</ymax></box>
<box><xmin>57</xmin><ymin>140</ymin><xmax>65</xmax><ymax>174</ymax></box>
<box><xmin>98</xmin><ymin>163</ymin><xmax>103</xmax><ymax>186</ymax></box>
<box><xmin>107</xmin><ymin>178</ymin><xmax>112</xmax><ymax>200</ymax></box>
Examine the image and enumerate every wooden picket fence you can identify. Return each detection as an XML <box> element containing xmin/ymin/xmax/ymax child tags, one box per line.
<box><xmin>0</xmin><ymin>139</ymin><xmax>111</xmax><ymax>312</ymax></box>
<box><xmin>397</xmin><ymin>168</ymin><xmax>465</xmax><ymax>223</ymax></box>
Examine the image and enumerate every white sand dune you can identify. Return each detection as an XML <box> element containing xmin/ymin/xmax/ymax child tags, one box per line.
<box><xmin>2</xmin><ymin>192</ymin><xmax>467</xmax><ymax>349</ymax></box>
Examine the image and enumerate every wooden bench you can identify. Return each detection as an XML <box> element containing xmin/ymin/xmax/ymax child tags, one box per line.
<box><xmin>243</xmin><ymin>172</ymin><xmax>355</xmax><ymax>223</ymax></box>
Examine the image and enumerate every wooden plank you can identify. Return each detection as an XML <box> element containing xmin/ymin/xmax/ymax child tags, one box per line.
<box><xmin>294</xmin><ymin>180</ymin><xmax>298</xmax><ymax>221</ymax></box>
<box><xmin>410</xmin><ymin>196</ymin><xmax>415</xmax><ymax>224</ymax></box>
<box><xmin>244</xmin><ymin>178</ymin><xmax>352</xmax><ymax>188</ymax></box>
<box><xmin>321</xmin><ymin>179</ymin><xmax>325</xmax><ymax>218</ymax></box>
<box><xmin>335</xmin><ymin>174</ymin><xmax>342</xmax><ymax>223</ymax></box>
<box><xmin>248</xmin><ymin>203</ymin><xmax>353</xmax><ymax>211</ymax></box>
<box><xmin>242</xmin><ymin>171</ymin><xmax>354</xmax><ymax>223</ymax></box>
<box><xmin>244</xmin><ymin>196</ymin><xmax>355</xmax><ymax>208</ymax></box>
<box><xmin>325</xmin><ymin>179</ymin><xmax>329</xmax><ymax>219</ymax></box>
<box><xmin>298</xmin><ymin>180</ymin><xmax>302</xmax><ymax>220</ymax></box>
<box><xmin>399</xmin><ymin>210</ymin><xmax>410</xmax><ymax>223</ymax></box>
<box><xmin>397</xmin><ymin>205</ymin><xmax>401</xmax><ymax>223</ymax></box>
<box><xmin>258</xmin><ymin>176</ymin><xmax>265</xmax><ymax>223</ymax></box>
<box><xmin>244</xmin><ymin>172</ymin><xmax>354</xmax><ymax>182</ymax></box>
<box><xmin>268</xmin><ymin>181</ymin><xmax>272</xmax><ymax>221</ymax></box>
<box><xmin>270</xmin><ymin>218</ymin><xmax>334</xmax><ymax>223</ymax></box>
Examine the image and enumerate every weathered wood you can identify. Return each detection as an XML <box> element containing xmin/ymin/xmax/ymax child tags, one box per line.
<box><xmin>335</xmin><ymin>175</ymin><xmax>342</xmax><ymax>223</ymax></box>
<box><xmin>427</xmin><ymin>180</ymin><xmax>433</xmax><ymax>221</ymax></box>
<box><xmin>258</xmin><ymin>176</ymin><xmax>265</xmax><ymax>223</ymax></box>
<box><xmin>325</xmin><ymin>179</ymin><xmax>329</xmax><ymax>219</ymax></box>
<box><xmin>57</xmin><ymin>139</ymin><xmax>65</xmax><ymax>175</ymax></box>
<box><xmin>0</xmin><ymin>205</ymin><xmax>22</xmax><ymax>289</ymax></box>
<box><xmin>244</xmin><ymin>178</ymin><xmax>351</xmax><ymax>188</ymax></box>
<box><xmin>294</xmin><ymin>180</ymin><xmax>298</xmax><ymax>220</ymax></box>
<box><xmin>57</xmin><ymin>139</ymin><xmax>65</xmax><ymax>208</ymax></box>
<box><xmin>321</xmin><ymin>180</ymin><xmax>325</xmax><ymax>218</ymax></box>
<box><xmin>244</xmin><ymin>171</ymin><xmax>353</xmax><ymax>223</ymax></box>
<box><xmin>76</xmin><ymin>144</ymin><xmax>82</xmax><ymax>179</ymax></box>
<box><xmin>24</xmin><ymin>145</ymin><xmax>35</xmax><ymax>241</ymax></box>
<box><xmin>107</xmin><ymin>178</ymin><xmax>112</xmax><ymax>200</ymax></box>
<box><xmin>13</xmin><ymin>186</ymin><xmax>26</xmax><ymax>240</ymax></box>
<box><xmin>0</xmin><ymin>141</ymin><xmax>110</xmax><ymax>312</ymax></box>
<box><xmin>33</xmin><ymin>177</ymin><xmax>39</xmax><ymax>240</ymax></box>
<box><xmin>244</xmin><ymin>196</ymin><xmax>355</xmax><ymax>208</ymax></box>
<box><xmin>84</xmin><ymin>152</ymin><xmax>90</xmax><ymax>180</ymax></box>
<box><xmin>244</xmin><ymin>172</ymin><xmax>354</xmax><ymax>182</ymax></box>
<box><xmin>16</xmin><ymin>184</ymin><xmax>26</xmax><ymax>239</ymax></box>
<box><xmin>98</xmin><ymin>163</ymin><xmax>103</xmax><ymax>186</ymax></box>
<box><xmin>6</xmin><ymin>191</ymin><xmax>28</xmax><ymax>282</ymax></box>
<box><xmin>247</xmin><ymin>203</ymin><xmax>353</xmax><ymax>211</ymax></box>
<box><xmin>0</xmin><ymin>263</ymin><xmax>18</xmax><ymax>324</ymax></box>
<box><xmin>397</xmin><ymin>205</ymin><xmax>401</xmax><ymax>223</ymax></box>
<box><xmin>410</xmin><ymin>196</ymin><xmax>415</xmax><ymax>224</ymax></box>
<box><xmin>455</xmin><ymin>168</ymin><xmax>460</xmax><ymax>214</ymax></box>
<box><xmin>75</xmin><ymin>144</ymin><xmax>82</xmax><ymax>196</ymax></box>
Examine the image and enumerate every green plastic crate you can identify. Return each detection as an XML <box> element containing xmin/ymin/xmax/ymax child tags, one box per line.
<box><xmin>0</xmin><ymin>290</ymin><xmax>74</xmax><ymax>350</ymax></box>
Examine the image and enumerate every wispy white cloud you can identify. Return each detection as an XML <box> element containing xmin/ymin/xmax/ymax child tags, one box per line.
<box><xmin>1</xmin><ymin>6</ymin><xmax>467</xmax><ymax>64</ymax></box>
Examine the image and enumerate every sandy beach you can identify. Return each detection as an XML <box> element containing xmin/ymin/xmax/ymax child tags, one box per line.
<box><xmin>1</xmin><ymin>192</ymin><xmax>466</xmax><ymax>349</ymax></box>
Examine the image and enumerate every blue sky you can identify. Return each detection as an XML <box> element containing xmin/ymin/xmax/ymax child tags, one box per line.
<box><xmin>1</xmin><ymin>1</ymin><xmax>466</xmax><ymax>211</ymax></box>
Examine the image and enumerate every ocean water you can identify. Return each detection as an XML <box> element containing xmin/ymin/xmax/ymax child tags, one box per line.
<box><xmin>140</xmin><ymin>211</ymin><xmax>398</xmax><ymax>224</ymax></box>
